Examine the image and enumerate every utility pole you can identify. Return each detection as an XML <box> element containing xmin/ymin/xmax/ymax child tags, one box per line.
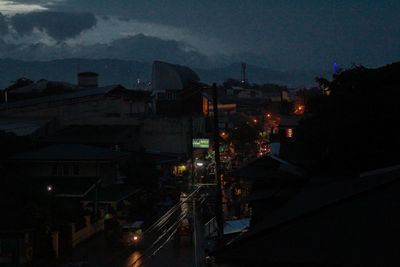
<box><xmin>212</xmin><ymin>83</ymin><xmax>223</xmax><ymax>239</ymax></box>
<box><xmin>193</xmin><ymin>198</ymin><xmax>198</xmax><ymax>267</ymax></box>
<box><xmin>190</xmin><ymin>115</ymin><xmax>195</xmax><ymax>186</ymax></box>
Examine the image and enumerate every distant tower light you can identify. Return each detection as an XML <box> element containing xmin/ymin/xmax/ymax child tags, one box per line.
<box><xmin>241</xmin><ymin>62</ymin><xmax>247</xmax><ymax>84</ymax></box>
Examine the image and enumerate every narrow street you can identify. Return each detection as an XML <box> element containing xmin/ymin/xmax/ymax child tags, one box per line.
<box><xmin>59</xmin><ymin>186</ymin><xmax>211</xmax><ymax>267</ymax></box>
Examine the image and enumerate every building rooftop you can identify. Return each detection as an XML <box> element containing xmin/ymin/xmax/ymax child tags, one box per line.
<box><xmin>0</xmin><ymin>84</ymin><xmax>124</xmax><ymax>110</ymax></box>
<box><xmin>78</xmin><ymin>72</ymin><xmax>99</xmax><ymax>77</ymax></box>
<box><xmin>213</xmin><ymin>166</ymin><xmax>400</xmax><ymax>266</ymax></box>
<box><xmin>6</xmin><ymin>79</ymin><xmax>78</xmax><ymax>94</ymax></box>
<box><xmin>227</xmin><ymin>155</ymin><xmax>303</xmax><ymax>180</ymax></box>
<box><xmin>41</xmin><ymin>125</ymin><xmax>139</xmax><ymax>145</ymax></box>
<box><xmin>26</xmin><ymin>176</ymin><xmax>100</xmax><ymax>197</ymax></box>
<box><xmin>0</xmin><ymin>116</ymin><xmax>54</xmax><ymax>136</ymax></box>
<box><xmin>279</xmin><ymin>115</ymin><xmax>302</xmax><ymax>127</ymax></box>
<box><xmin>152</xmin><ymin>60</ymin><xmax>200</xmax><ymax>91</ymax></box>
<box><xmin>9</xmin><ymin>144</ymin><xmax>129</xmax><ymax>161</ymax></box>
<box><xmin>84</xmin><ymin>184</ymin><xmax>140</xmax><ymax>204</ymax></box>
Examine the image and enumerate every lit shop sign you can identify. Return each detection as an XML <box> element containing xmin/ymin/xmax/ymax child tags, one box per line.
<box><xmin>286</xmin><ymin>128</ymin><xmax>293</xmax><ymax>138</ymax></box>
<box><xmin>192</xmin><ymin>138</ymin><xmax>210</xmax><ymax>148</ymax></box>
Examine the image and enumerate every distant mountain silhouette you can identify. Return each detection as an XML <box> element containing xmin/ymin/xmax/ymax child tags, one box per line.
<box><xmin>0</xmin><ymin>58</ymin><xmax>328</xmax><ymax>89</ymax></box>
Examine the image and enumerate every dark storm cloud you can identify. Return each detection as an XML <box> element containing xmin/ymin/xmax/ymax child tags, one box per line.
<box><xmin>39</xmin><ymin>0</ymin><xmax>399</xmax><ymax>69</ymax></box>
<box><xmin>10</xmin><ymin>11</ymin><xmax>96</xmax><ymax>41</ymax></box>
<box><xmin>1</xmin><ymin>33</ymin><xmax>210</xmax><ymax>67</ymax></box>
<box><xmin>5</xmin><ymin>0</ymin><xmax>400</xmax><ymax>70</ymax></box>
<box><xmin>106</xmin><ymin>34</ymin><xmax>204</xmax><ymax>64</ymax></box>
<box><xmin>0</xmin><ymin>13</ymin><xmax>8</xmax><ymax>35</ymax></box>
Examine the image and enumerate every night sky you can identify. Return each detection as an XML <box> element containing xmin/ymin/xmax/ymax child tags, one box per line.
<box><xmin>0</xmin><ymin>0</ymin><xmax>399</xmax><ymax>70</ymax></box>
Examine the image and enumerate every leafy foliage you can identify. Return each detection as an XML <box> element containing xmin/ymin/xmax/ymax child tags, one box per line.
<box><xmin>296</xmin><ymin>62</ymin><xmax>400</xmax><ymax>174</ymax></box>
<box><xmin>228</xmin><ymin>122</ymin><xmax>262</xmax><ymax>153</ymax></box>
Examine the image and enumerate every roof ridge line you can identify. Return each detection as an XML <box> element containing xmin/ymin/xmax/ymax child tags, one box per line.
<box><xmin>360</xmin><ymin>164</ymin><xmax>400</xmax><ymax>177</ymax></box>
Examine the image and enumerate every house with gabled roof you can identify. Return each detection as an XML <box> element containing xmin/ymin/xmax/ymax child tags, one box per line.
<box><xmin>213</xmin><ymin>166</ymin><xmax>400</xmax><ymax>267</ymax></box>
<box><xmin>9</xmin><ymin>144</ymin><xmax>129</xmax><ymax>187</ymax></box>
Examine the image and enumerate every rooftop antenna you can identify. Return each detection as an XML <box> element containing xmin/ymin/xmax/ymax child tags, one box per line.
<box><xmin>241</xmin><ymin>62</ymin><xmax>246</xmax><ymax>84</ymax></box>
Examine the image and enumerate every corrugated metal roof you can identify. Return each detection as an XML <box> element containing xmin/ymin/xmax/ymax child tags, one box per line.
<box><xmin>0</xmin><ymin>85</ymin><xmax>122</xmax><ymax>110</ymax></box>
<box><xmin>226</xmin><ymin>166</ymin><xmax>400</xmax><ymax>245</ymax></box>
<box><xmin>0</xmin><ymin>116</ymin><xmax>53</xmax><ymax>136</ymax></box>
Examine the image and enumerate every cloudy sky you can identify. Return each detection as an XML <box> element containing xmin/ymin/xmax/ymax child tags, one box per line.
<box><xmin>0</xmin><ymin>0</ymin><xmax>399</xmax><ymax>70</ymax></box>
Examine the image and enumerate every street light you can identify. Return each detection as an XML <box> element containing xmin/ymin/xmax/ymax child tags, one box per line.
<box><xmin>47</xmin><ymin>185</ymin><xmax>53</xmax><ymax>192</ymax></box>
<box><xmin>196</xmin><ymin>162</ymin><xmax>204</xmax><ymax>167</ymax></box>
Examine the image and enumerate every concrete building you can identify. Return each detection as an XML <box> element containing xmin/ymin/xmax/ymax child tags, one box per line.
<box><xmin>9</xmin><ymin>144</ymin><xmax>129</xmax><ymax>187</ymax></box>
<box><xmin>0</xmin><ymin>85</ymin><xmax>151</xmax><ymax>128</ymax></box>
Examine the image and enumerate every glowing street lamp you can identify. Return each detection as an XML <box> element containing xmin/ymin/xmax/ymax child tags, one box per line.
<box><xmin>47</xmin><ymin>185</ymin><xmax>53</xmax><ymax>192</ymax></box>
<box><xmin>295</xmin><ymin>105</ymin><xmax>305</xmax><ymax>114</ymax></box>
<box><xmin>196</xmin><ymin>162</ymin><xmax>204</xmax><ymax>167</ymax></box>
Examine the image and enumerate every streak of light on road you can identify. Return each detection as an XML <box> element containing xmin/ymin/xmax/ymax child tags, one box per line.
<box><xmin>125</xmin><ymin>251</ymin><xmax>142</xmax><ymax>267</ymax></box>
<box><xmin>127</xmin><ymin>186</ymin><xmax>202</xmax><ymax>266</ymax></box>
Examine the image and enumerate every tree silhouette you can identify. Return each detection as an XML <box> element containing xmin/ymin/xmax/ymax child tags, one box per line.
<box><xmin>297</xmin><ymin>62</ymin><xmax>400</xmax><ymax>175</ymax></box>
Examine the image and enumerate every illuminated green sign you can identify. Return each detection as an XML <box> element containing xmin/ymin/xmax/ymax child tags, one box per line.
<box><xmin>192</xmin><ymin>138</ymin><xmax>209</xmax><ymax>148</ymax></box>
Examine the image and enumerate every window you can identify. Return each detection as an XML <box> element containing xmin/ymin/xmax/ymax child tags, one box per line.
<box><xmin>63</xmin><ymin>165</ymin><xmax>70</xmax><ymax>176</ymax></box>
<box><xmin>57</xmin><ymin>165</ymin><xmax>63</xmax><ymax>176</ymax></box>
<box><xmin>73</xmin><ymin>165</ymin><xmax>79</xmax><ymax>176</ymax></box>
<box><xmin>167</xmin><ymin>91</ymin><xmax>176</xmax><ymax>100</ymax></box>
<box><xmin>158</xmin><ymin>92</ymin><xmax>166</xmax><ymax>100</ymax></box>
<box><xmin>51</xmin><ymin>165</ymin><xmax>57</xmax><ymax>176</ymax></box>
